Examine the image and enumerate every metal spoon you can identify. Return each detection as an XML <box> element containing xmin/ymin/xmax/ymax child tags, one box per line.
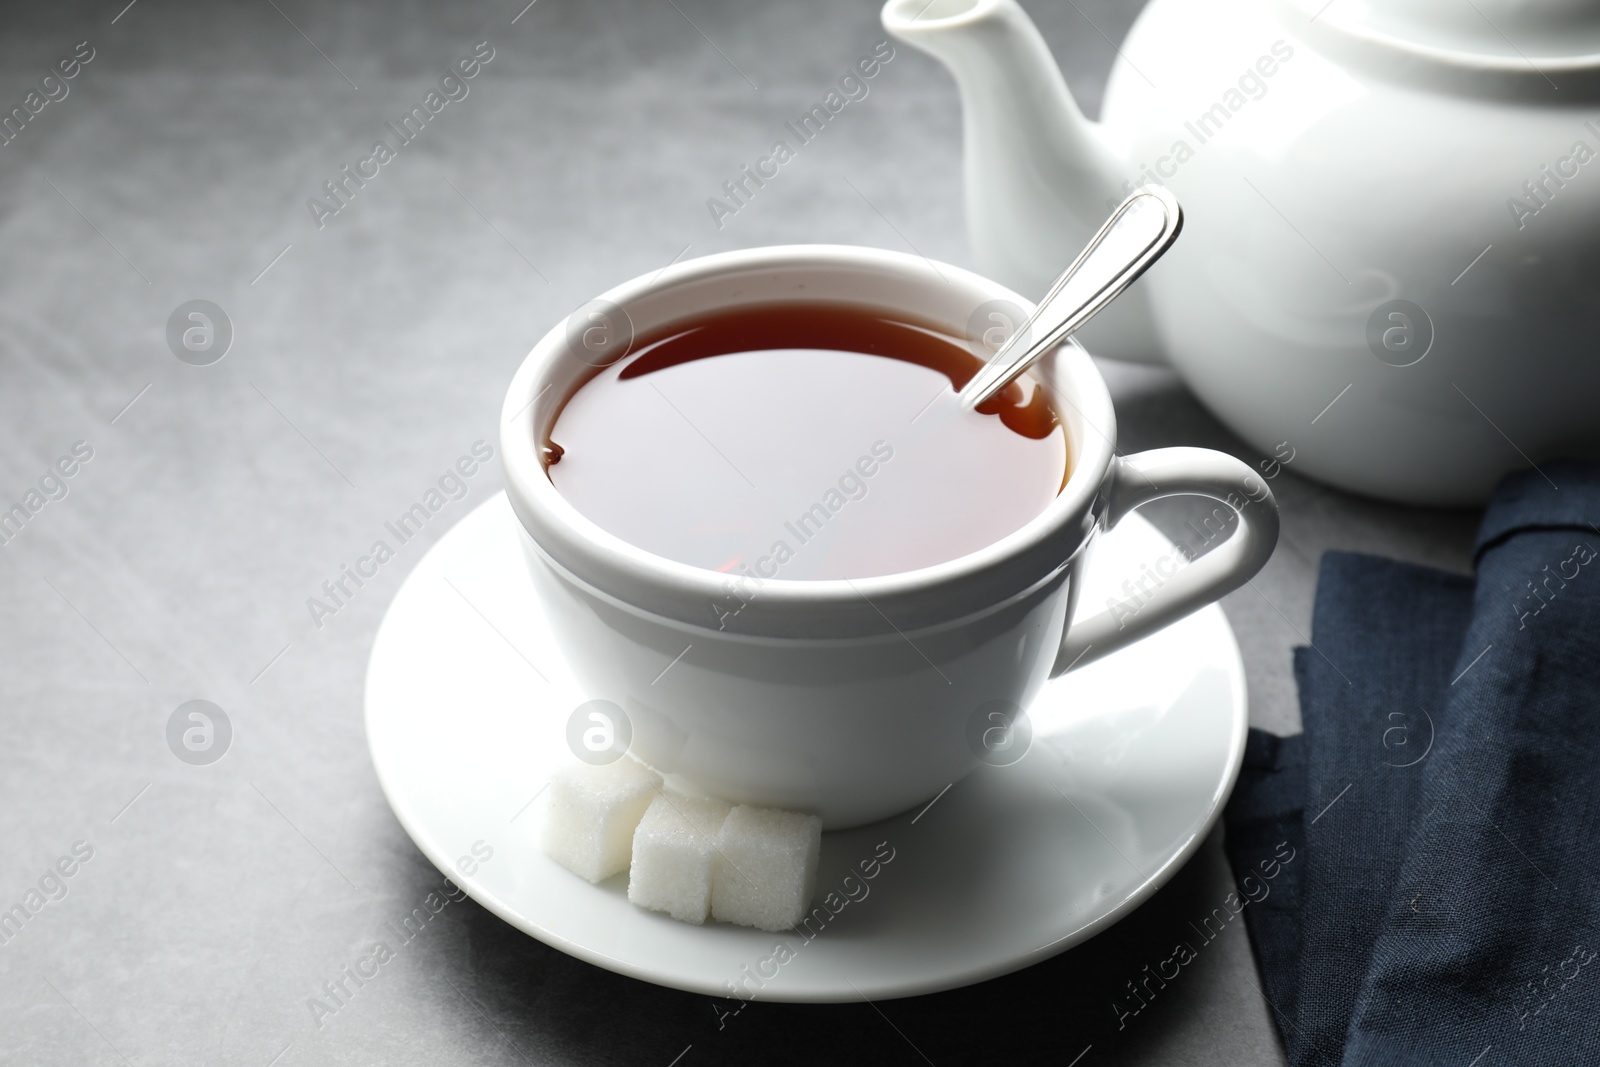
<box><xmin>960</xmin><ymin>185</ymin><xmax>1184</xmax><ymax>409</ymax></box>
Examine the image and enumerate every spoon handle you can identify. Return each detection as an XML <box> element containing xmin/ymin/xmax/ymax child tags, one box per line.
<box><xmin>961</xmin><ymin>185</ymin><xmax>1183</xmax><ymax>409</ymax></box>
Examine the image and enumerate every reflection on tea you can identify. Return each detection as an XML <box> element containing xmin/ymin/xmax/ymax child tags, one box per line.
<box><xmin>546</xmin><ymin>302</ymin><xmax>1069</xmax><ymax>580</ymax></box>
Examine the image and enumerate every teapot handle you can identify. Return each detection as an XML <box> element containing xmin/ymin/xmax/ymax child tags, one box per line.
<box><xmin>1053</xmin><ymin>447</ymin><xmax>1278</xmax><ymax>674</ymax></box>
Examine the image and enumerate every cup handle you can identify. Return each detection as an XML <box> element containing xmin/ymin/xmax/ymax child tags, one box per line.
<box><xmin>1052</xmin><ymin>447</ymin><xmax>1279</xmax><ymax>675</ymax></box>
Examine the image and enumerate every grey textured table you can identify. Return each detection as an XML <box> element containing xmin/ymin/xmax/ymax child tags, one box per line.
<box><xmin>0</xmin><ymin>1</ymin><xmax>1481</xmax><ymax>1063</ymax></box>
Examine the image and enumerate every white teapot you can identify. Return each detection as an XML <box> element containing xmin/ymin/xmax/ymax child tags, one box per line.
<box><xmin>883</xmin><ymin>0</ymin><xmax>1600</xmax><ymax>504</ymax></box>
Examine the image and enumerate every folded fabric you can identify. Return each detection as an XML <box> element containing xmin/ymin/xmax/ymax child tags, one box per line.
<box><xmin>1224</xmin><ymin>461</ymin><xmax>1600</xmax><ymax>1066</ymax></box>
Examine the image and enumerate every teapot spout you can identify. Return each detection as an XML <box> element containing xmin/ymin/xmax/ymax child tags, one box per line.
<box><xmin>883</xmin><ymin>0</ymin><xmax>1165</xmax><ymax>363</ymax></box>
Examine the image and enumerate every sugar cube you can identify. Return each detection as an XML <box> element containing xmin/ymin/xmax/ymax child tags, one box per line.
<box><xmin>542</xmin><ymin>757</ymin><xmax>662</xmax><ymax>883</ymax></box>
<box><xmin>627</xmin><ymin>793</ymin><xmax>734</xmax><ymax>923</ymax></box>
<box><xmin>711</xmin><ymin>805</ymin><xmax>823</xmax><ymax>932</ymax></box>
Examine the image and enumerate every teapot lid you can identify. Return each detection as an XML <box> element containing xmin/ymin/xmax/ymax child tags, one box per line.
<box><xmin>1276</xmin><ymin>0</ymin><xmax>1600</xmax><ymax>94</ymax></box>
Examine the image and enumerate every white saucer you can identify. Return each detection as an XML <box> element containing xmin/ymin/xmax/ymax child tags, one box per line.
<box><xmin>365</xmin><ymin>493</ymin><xmax>1247</xmax><ymax>1003</ymax></box>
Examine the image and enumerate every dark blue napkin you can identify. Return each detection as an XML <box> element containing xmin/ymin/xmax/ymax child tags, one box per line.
<box><xmin>1224</xmin><ymin>462</ymin><xmax>1600</xmax><ymax>1066</ymax></box>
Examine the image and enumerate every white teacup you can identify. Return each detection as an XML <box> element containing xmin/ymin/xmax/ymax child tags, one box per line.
<box><xmin>500</xmin><ymin>245</ymin><xmax>1278</xmax><ymax>828</ymax></box>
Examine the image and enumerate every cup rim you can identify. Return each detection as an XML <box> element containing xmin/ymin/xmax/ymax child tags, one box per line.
<box><xmin>499</xmin><ymin>244</ymin><xmax>1118</xmax><ymax>639</ymax></box>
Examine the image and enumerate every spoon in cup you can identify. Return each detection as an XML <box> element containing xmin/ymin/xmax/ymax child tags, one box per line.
<box><xmin>960</xmin><ymin>185</ymin><xmax>1183</xmax><ymax>409</ymax></box>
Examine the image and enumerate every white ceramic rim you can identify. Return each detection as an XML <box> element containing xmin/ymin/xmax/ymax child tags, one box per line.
<box><xmin>1272</xmin><ymin>0</ymin><xmax>1600</xmax><ymax>82</ymax></box>
<box><xmin>891</xmin><ymin>0</ymin><xmax>1600</xmax><ymax>74</ymax></box>
<box><xmin>498</xmin><ymin>244</ymin><xmax>1118</xmax><ymax>639</ymax></box>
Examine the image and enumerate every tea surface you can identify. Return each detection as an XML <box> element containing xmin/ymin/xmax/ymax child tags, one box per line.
<box><xmin>545</xmin><ymin>303</ymin><xmax>1069</xmax><ymax>580</ymax></box>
